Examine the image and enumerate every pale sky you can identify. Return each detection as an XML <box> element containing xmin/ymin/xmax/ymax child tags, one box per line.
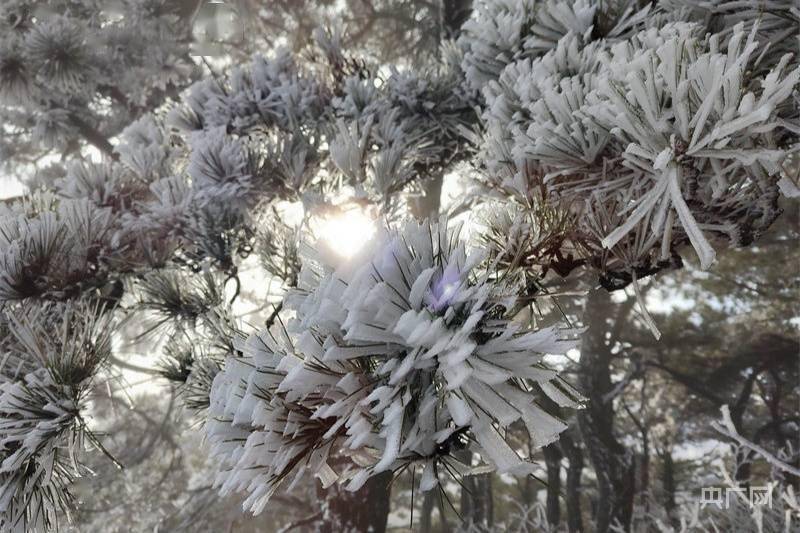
<box><xmin>0</xmin><ymin>176</ymin><xmax>24</xmax><ymax>199</ymax></box>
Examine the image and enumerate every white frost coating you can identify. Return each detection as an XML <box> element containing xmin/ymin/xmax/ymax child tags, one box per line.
<box><xmin>0</xmin><ymin>301</ymin><xmax>110</xmax><ymax>531</ymax></box>
<box><xmin>373</xmin><ymin>399</ymin><xmax>403</xmax><ymax>473</ymax></box>
<box><xmin>207</xmin><ymin>218</ymin><xmax>582</xmax><ymax>511</ymax></box>
<box><xmin>289</xmin><ymin>218</ymin><xmax>583</xmax><ymax>489</ymax></box>
<box><xmin>419</xmin><ymin>460</ymin><xmax>438</xmax><ymax>491</ymax></box>
<box><xmin>478</xmin><ymin>12</ymin><xmax>798</xmax><ymax>282</ymax></box>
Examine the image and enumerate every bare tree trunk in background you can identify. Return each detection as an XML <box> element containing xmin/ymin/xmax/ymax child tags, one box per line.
<box><xmin>411</xmin><ymin>0</ymin><xmax>473</xmax><ymax>221</ymax></box>
<box><xmin>730</xmin><ymin>370</ymin><xmax>758</xmax><ymax>488</ymax></box>
<box><xmin>578</xmin><ymin>288</ymin><xmax>635</xmax><ymax>533</ymax></box>
<box><xmin>543</xmin><ymin>442</ymin><xmax>563</xmax><ymax>527</ymax></box>
<box><xmin>437</xmin><ymin>492</ymin><xmax>451</xmax><ymax>533</ymax></box>
<box><xmin>421</xmin><ymin>489</ymin><xmax>452</xmax><ymax>533</ymax></box>
<box><xmin>660</xmin><ymin>447</ymin><xmax>678</xmax><ymax>530</ymax></box>
<box><xmin>561</xmin><ymin>429</ymin><xmax>585</xmax><ymax>533</ymax></box>
<box><xmin>442</xmin><ymin>0</ymin><xmax>473</xmax><ymax>38</ymax></box>
<box><xmin>459</xmin><ymin>472</ymin><xmax>494</xmax><ymax>529</ymax></box>
<box><xmin>540</xmin><ymin>380</ymin><xmax>582</xmax><ymax>531</ymax></box>
<box><xmin>419</xmin><ymin>490</ymin><xmax>452</xmax><ymax>533</ymax></box>
<box><xmin>521</xmin><ymin>432</ymin><xmax>539</xmax><ymax>507</ymax></box>
<box><xmin>317</xmin><ymin>471</ymin><xmax>392</xmax><ymax>533</ymax></box>
<box><xmin>625</xmin><ymin>377</ymin><xmax>651</xmax><ymax>530</ymax></box>
<box><xmin>421</xmin><ymin>490</ymin><xmax>436</xmax><ymax>533</ymax></box>
<box><xmin>412</xmin><ymin>174</ymin><xmax>445</xmax><ymax>221</ymax></box>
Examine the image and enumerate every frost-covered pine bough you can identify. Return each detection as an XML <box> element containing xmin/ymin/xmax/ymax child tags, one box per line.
<box><xmin>467</xmin><ymin>0</ymin><xmax>799</xmax><ymax>291</ymax></box>
<box><xmin>0</xmin><ymin>0</ymin><xmax>196</xmax><ymax>168</ymax></box>
<box><xmin>0</xmin><ymin>302</ymin><xmax>112</xmax><ymax>532</ymax></box>
<box><xmin>168</xmin><ymin>26</ymin><xmax>476</xmax><ymax>218</ymax></box>
<box><xmin>0</xmin><ymin>21</ymin><xmax>479</xmax><ymax>530</ymax></box>
<box><xmin>0</xmin><ymin>0</ymin><xmax>798</xmax><ymax>530</ymax></box>
<box><xmin>207</xmin><ymin>218</ymin><xmax>583</xmax><ymax>512</ymax></box>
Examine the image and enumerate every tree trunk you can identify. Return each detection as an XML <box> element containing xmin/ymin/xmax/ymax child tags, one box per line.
<box><xmin>460</xmin><ymin>472</ymin><xmax>493</xmax><ymax>529</ymax></box>
<box><xmin>660</xmin><ymin>448</ymin><xmax>678</xmax><ymax>530</ymax></box>
<box><xmin>437</xmin><ymin>490</ymin><xmax>451</xmax><ymax>533</ymax></box>
<box><xmin>317</xmin><ymin>471</ymin><xmax>392</xmax><ymax>532</ymax></box>
<box><xmin>729</xmin><ymin>370</ymin><xmax>758</xmax><ymax>487</ymax></box>
<box><xmin>408</xmin><ymin>0</ymin><xmax>472</xmax><ymax>222</ymax></box>
<box><xmin>421</xmin><ymin>490</ymin><xmax>435</xmax><ymax>533</ymax></box>
<box><xmin>520</xmin><ymin>432</ymin><xmax>539</xmax><ymax>507</ymax></box>
<box><xmin>411</xmin><ymin>174</ymin><xmax>445</xmax><ymax>221</ymax></box>
<box><xmin>543</xmin><ymin>442</ymin><xmax>563</xmax><ymax>527</ymax></box>
<box><xmin>562</xmin><ymin>430</ymin><xmax>585</xmax><ymax>533</ymax></box>
<box><xmin>442</xmin><ymin>0</ymin><xmax>473</xmax><ymax>38</ymax></box>
<box><xmin>577</xmin><ymin>288</ymin><xmax>635</xmax><ymax>533</ymax></box>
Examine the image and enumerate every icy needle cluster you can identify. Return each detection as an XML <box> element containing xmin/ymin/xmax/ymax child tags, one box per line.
<box><xmin>467</xmin><ymin>0</ymin><xmax>799</xmax><ymax>287</ymax></box>
<box><xmin>0</xmin><ymin>0</ymin><xmax>196</xmax><ymax>166</ymax></box>
<box><xmin>0</xmin><ymin>301</ymin><xmax>111</xmax><ymax>531</ymax></box>
<box><xmin>170</xmin><ymin>29</ymin><xmax>475</xmax><ymax>218</ymax></box>
<box><xmin>206</xmin><ymin>219</ymin><xmax>582</xmax><ymax>513</ymax></box>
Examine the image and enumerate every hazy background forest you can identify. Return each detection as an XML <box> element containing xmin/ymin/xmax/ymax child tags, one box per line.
<box><xmin>0</xmin><ymin>1</ymin><xmax>798</xmax><ymax>532</ymax></box>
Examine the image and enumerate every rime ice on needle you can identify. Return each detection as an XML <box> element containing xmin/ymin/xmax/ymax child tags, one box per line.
<box><xmin>206</xmin><ymin>218</ymin><xmax>583</xmax><ymax>513</ymax></box>
<box><xmin>474</xmin><ymin>4</ymin><xmax>798</xmax><ymax>286</ymax></box>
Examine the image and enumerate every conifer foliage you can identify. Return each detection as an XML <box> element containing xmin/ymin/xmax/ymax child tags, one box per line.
<box><xmin>0</xmin><ymin>0</ymin><xmax>797</xmax><ymax>530</ymax></box>
<box><xmin>207</xmin><ymin>219</ymin><xmax>582</xmax><ymax>512</ymax></box>
<box><xmin>467</xmin><ymin>0</ymin><xmax>799</xmax><ymax>288</ymax></box>
<box><xmin>0</xmin><ymin>0</ymin><xmax>196</xmax><ymax>167</ymax></box>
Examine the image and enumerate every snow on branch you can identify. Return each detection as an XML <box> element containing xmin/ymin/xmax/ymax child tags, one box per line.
<box><xmin>712</xmin><ymin>405</ymin><xmax>800</xmax><ymax>479</ymax></box>
<box><xmin>0</xmin><ymin>301</ymin><xmax>113</xmax><ymax>531</ymax></box>
<box><xmin>206</xmin><ymin>218</ymin><xmax>584</xmax><ymax>514</ymax></box>
<box><xmin>475</xmin><ymin>6</ymin><xmax>798</xmax><ymax>287</ymax></box>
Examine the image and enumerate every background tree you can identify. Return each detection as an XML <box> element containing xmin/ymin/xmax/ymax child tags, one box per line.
<box><xmin>0</xmin><ymin>0</ymin><xmax>204</xmax><ymax>169</ymax></box>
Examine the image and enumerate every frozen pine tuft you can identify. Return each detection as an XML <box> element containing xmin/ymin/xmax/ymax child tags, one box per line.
<box><xmin>0</xmin><ymin>301</ymin><xmax>112</xmax><ymax>531</ymax></box>
<box><xmin>0</xmin><ymin>0</ymin><xmax>197</xmax><ymax>169</ymax></box>
<box><xmin>206</xmin><ymin>218</ymin><xmax>583</xmax><ymax>513</ymax></box>
<box><xmin>477</xmin><ymin>6</ymin><xmax>799</xmax><ymax>289</ymax></box>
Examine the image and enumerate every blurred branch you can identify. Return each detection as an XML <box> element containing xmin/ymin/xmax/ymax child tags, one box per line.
<box><xmin>277</xmin><ymin>511</ymin><xmax>323</xmax><ymax>533</ymax></box>
<box><xmin>712</xmin><ymin>406</ymin><xmax>800</xmax><ymax>478</ymax></box>
<box><xmin>108</xmin><ymin>354</ymin><xmax>161</xmax><ymax>375</ymax></box>
<box><xmin>68</xmin><ymin>113</ymin><xmax>117</xmax><ymax>159</ymax></box>
<box><xmin>644</xmin><ymin>360</ymin><xmax>724</xmax><ymax>405</ymax></box>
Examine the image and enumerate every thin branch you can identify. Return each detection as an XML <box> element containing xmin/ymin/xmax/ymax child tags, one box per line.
<box><xmin>107</xmin><ymin>354</ymin><xmax>161</xmax><ymax>376</ymax></box>
<box><xmin>277</xmin><ymin>511</ymin><xmax>323</xmax><ymax>533</ymax></box>
<box><xmin>713</xmin><ymin>406</ymin><xmax>800</xmax><ymax>478</ymax></box>
<box><xmin>265</xmin><ymin>301</ymin><xmax>284</xmax><ymax>328</ymax></box>
<box><xmin>68</xmin><ymin>113</ymin><xmax>117</xmax><ymax>159</ymax></box>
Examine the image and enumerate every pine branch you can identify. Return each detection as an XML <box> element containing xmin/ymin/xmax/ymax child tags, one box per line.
<box><xmin>107</xmin><ymin>355</ymin><xmax>160</xmax><ymax>376</ymax></box>
<box><xmin>712</xmin><ymin>406</ymin><xmax>800</xmax><ymax>478</ymax></box>
<box><xmin>68</xmin><ymin>114</ymin><xmax>117</xmax><ymax>159</ymax></box>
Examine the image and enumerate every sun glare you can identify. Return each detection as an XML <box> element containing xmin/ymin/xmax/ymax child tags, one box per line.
<box><xmin>316</xmin><ymin>205</ymin><xmax>377</xmax><ymax>258</ymax></box>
